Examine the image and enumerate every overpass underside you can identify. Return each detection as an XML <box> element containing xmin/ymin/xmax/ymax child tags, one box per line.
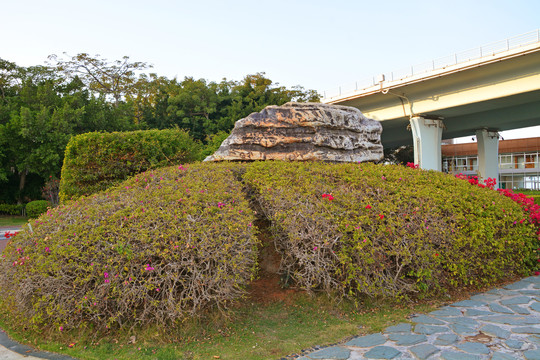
<box><xmin>325</xmin><ymin>42</ymin><xmax>540</xmax><ymax>187</ymax></box>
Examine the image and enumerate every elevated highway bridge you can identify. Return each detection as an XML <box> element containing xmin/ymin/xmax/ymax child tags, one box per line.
<box><xmin>322</xmin><ymin>30</ymin><xmax>540</xmax><ymax>187</ymax></box>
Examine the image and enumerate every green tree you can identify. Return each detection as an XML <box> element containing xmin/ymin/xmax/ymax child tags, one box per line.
<box><xmin>48</xmin><ymin>53</ymin><xmax>151</xmax><ymax>106</ymax></box>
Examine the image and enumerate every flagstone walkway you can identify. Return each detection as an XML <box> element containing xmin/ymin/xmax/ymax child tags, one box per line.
<box><xmin>296</xmin><ymin>276</ymin><xmax>540</xmax><ymax>360</ymax></box>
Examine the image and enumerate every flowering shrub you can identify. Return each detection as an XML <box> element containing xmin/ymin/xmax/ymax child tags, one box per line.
<box><xmin>244</xmin><ymin>162</ymin><xmax>536</xmax><ymax>298</ymax></box>
<box><xmin>0</xmin><ymin>163</ymin><xmax>258</xmax><ymax>331</ymax></box>
<box><xmin>453</xmin><ymin>173</ymin><xmax>540</xmax><ymax>272</ymax></box>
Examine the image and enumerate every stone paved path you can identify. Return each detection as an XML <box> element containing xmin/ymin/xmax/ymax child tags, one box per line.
<box><xmin>297</xmin><ymin>275</ymin><xmax>540</xmax><ymax>360</ymax></box>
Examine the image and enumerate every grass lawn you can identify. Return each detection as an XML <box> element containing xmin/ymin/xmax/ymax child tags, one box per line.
<box><xmin>0</xmin><ymin>216</ymin><xmax>27</xmax><ymax>228</ymax></box>
<box><xmin>0</xmin><ymin>291</ymin><xmax>443</xmax><ymax>360</ymax></box>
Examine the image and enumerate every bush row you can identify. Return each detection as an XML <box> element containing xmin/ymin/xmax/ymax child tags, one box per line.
<box><xmin>0</xmin><ymin>204</ymin><xmax>26</xmax><ymax>216</ymax></box>
<box><xmin>59</xmin><ymin>128</ymin><xmax>201</xmax><ymax>202</ymax></box>
<box><xmin>0</xmin><ymin>201</ymin><xmax>51</xmax><ymax>218</ymax></box>
<box><xmin>243</xmin><ymin>162</ymin><xmax>537</xmax><ymax>299</ymax></box>
<box><xmin>0</xmin><ymin>161</ymin><xmax>537</xmax><ymax>332</ymax></box>
<box><xmin>0</xmin><ymin>163</ymin><xmax>258</xmax><ymax>331</ymax></box>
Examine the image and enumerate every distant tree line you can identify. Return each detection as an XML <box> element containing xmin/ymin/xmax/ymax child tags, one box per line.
<box><xmin>0</xmin><ymin>54</ymin><xmax>320</xmax><ymax>204</ymax></box>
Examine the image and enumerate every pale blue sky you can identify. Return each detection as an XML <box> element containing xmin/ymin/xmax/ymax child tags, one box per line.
<box><xmin>2</xmin><ymin>0</ymin><xmax>539</xmax><ymax>140</ymax></box>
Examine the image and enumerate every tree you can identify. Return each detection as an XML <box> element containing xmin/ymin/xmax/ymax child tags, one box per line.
<box><xmin>48</xmin><ymin>53</ymin><xmax>151</xmax><ymax>106</ymax></box>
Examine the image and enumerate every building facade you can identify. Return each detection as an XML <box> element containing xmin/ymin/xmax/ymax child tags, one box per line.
<box><xmin>442</xmin><ymin>137</ymin><xmax>540</xmax><ymax>190</ymax></box>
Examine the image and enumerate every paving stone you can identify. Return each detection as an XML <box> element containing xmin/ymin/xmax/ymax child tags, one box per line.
<box><xmin>446</xmin><ymin>316</ymin><xmax>478</xmax><ymax>326</ymax></box>
<box><xmin>440</xmin><ymin>351</ymin><xmax>481</xmax><ymax>360</ymax></box>
<box><xmin>364</xmin><ymin>346</ymin><xmax>401</xmax><ymax>359</ymax></box>
<box><xmin>512</xmin><ymin>326</ymin><xmax>540</xmax><ymax>334</ymax></box>
<box><xmin>505</xmin><ymin>339</ymin><xmax>524</xmax><ymax>349</ymax></box>
<box><xmin>508</xmin><ymin>304</ymin><xmax>531</xmax><ymax>315</ymax></box>
<box><xmin>308</xmin><ymin>346</ymin><xmax>351</xmax><ymax>359</ymax></box>
<box><xmin>383</xmin><ymin>323</ymin><xmax>411</xmax><ymax>333</ymax></box>
<box><xmin>501</xmin><ymin>296</ymin><xmax>532</xmax><ymax>305</ymax></box>
<box><xmin>450</xmin><ymin>300</ymin><xmax>486</xmax><ymax>307</ymax></box>
<box><xmin>449</xmin><ymin>323</ymin><xmax>477</xmax><ymax>336</ymax></box>
<box><xmin>465</xmin><ymin>309</ymin><xmax>495</xmax><ymax>316</ymax></box>
<box><xmin>470</xmin><ymin>294</ymin><xmax>500</xmax><ymax>302</ymax></box>
<box><xmin>434</xmin><ymin>333</ymin><xmax>459</xmax><ymax>345</ymax></box>
<box><xmin>414</xmin><ymin>324</ymin><xmax>449</xmax><ymax>335</ymax></box>
<box><xmin>387</xmin><ymin>333</ymin><xmax>427</xmax><ymax>346</ymax></box>
<box><xmin>455</xmin><ymin>342</ymin><xmax>490</xmax><ymax>354</ymax></box>
<box><xmin>524</xmin><ymin>349</ymin><xmax>540</xmax><ymax>360</ymax></box>
<box><xmin>520</xmin><ymin>290</ymin><xmax>540</xmax><ymax>296</ymax></box>
<box><xmin>505</xmin><ymin>281</ymin><xmax>532</xmax><ymax>290</ymax></box>
<box><xmin>489</xmin><ymin>303</ymin><xmax>514</xmax><ymax>314</ymax></box>
<box><xmin>523</xmin><ymin>276</ymin><xmax>540</xmax><ymax>284</ymax></box>
<box><xmin>481</xmin><ymin>324</ymin><xmax>511</xmax><ymax>339</ymax></box>
<box><xmin>530</xmin><ymin>301</ymin><xmax>540</xmax><ymax>312</ymax></box>
<box><xmin>345</xmin><ymin>333</ymin><xmax>386</xmax><ymax>347</ymax></box>
<box><xmin>430</xmin><ymin>307</ymin><xmax>462</xmax><ymax>317</ymax></box>
<box><xmin>529</xmin><ymin>335</ymin><xmax>540</xmax><ymax>345</ymax></box>
<box><xmin>409</xmin><ymin>344</ymin><xmax>439</xmax><ymax>359</ymax></box>
<box><xmin>296</xmin><ymin>357</ymin><xmax>310</xmax><ymax>360</ymax></box>
<box><xmin>487</xmin><ymin>289</ymin><xmax>517</xmax><ymax>296</ymax></box>
<box><xmin>410</xmin><ymin>314</ymin><xmax>446</xmax><ymax>325</ymax></box>
<box><xmin>492</xmin><ymin>352</ymin><xmax>517</xmax><ymax>360</ymax></box>
<box><xmin>479</xmin><ymin>315</ymin><xmax>540</xmax><ymax>325</ymax></box>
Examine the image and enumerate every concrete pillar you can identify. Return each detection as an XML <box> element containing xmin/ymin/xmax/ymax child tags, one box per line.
<box><xmin>410</xmin><ymin>117</ymin><xmax>444</xmax><ymax>171</ymax></box>
<box><xmin>476</xmin><ymin>129</ymin><xmax>499</xmax><ymax>189</ymax></box>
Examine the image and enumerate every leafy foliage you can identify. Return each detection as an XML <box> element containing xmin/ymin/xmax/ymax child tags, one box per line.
<box><xmin>0</xmin><ymin>163</ymin><xmax>258</xmax><ymax>331</ymax></box>
<box><xmin>59</xmin><ymin>129</ymin><xmax>201</xmax><ymax>201</ymax></box>
<box><xmin>25</xmin><ymin>200</ymin><xmax>51</xmax><ymax>218</ymax></box>
<box><xmin>0</xmin><ymin>204</ymin><xmax>25</xmax><ymax>216</ymax></box>
<box><xmin>243</xmin><ymin>161</ymin><xmax>537</xmax><ymax>298</ymax></box>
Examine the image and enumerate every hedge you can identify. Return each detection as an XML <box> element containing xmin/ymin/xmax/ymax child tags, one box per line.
<box><xmin>0</xmin><ymin>163</ymin><xmax>258</xmax><ymax>330</ymax></box>
<box><xmin>25</xmin><ymin>200</ymin><xmax>51</xmax><ymax>218</ymax></box>
<box><xmin>0</xmin><ymin>204</ymin><xmax>25</xmax><ymax>216</ymax></box>
<box><xmin>59</xmin><ymin>128</ymin><xmax>200</xmax><ymax>202</ymax></box>
<box><xmin>243</xmin><ymin>161</ymin><xmax>537</xmax><ymax>299</ymax></box>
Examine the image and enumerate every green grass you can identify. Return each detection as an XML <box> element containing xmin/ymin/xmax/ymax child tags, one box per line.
<box><xmin>0</xmin><ymin>216</ymin><xmax>27</xmax><ymax>228</ymax></box>
<box><xmin>0</xmin><ymin>292</ymin><xmax>442</xmax><ymax>360</ymax></box>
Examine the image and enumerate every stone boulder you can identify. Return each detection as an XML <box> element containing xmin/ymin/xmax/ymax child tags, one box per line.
<box><xmin>204</xmin><ymin>102</ymin><xmax>383</xmax><ymax>162</ymax></box>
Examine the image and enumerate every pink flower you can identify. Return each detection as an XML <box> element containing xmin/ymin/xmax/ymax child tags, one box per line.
<box><xmin>104</xmin><ymin>272</ymin><xmax>109</xmax><ymax>278</ymax></box>
<box><xmin>313</xmin><ymin>246</ymin><xmax>318</xmax><ymax>251</ymax></box>
<box><xmin>145</xmin><ymin>264</ymin><xmax>155</xmax><ymax>271</ymax></box>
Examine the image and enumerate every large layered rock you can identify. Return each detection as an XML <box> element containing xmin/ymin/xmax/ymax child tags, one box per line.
<box><xmin>204</xmin><ymin>102</ymin><xmax>383</xmax><ymax>162</ymax></box>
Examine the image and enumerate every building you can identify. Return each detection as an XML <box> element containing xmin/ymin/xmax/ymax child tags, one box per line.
<box><xmin>442</xmin><ymin>137</ymin><xmax>540</xmax><ymax>190</ymax></box>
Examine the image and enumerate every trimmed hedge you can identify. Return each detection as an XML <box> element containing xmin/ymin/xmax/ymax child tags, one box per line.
<box><xmin>244</xmin><ymin>162</ymin><xmax>537</xmax><ymax>298</ymax></box>
<box><xmin>59</xmin><ymin>129</ymin><xmax>200</xmax><ymax>202</ymax></box>
<box><xmin>0</xmin><ymin>163</ymin><xmax>258</xmax><ymax>330</ymax></box>
<box><xmin>0</xmin><ymin>161</ymin><xmax>536</xmax><ymax>333</ymax></box>
<box><xmin>25</xmin><ymin>200</ymin><xmax>51</xmax><ymax>218</ymax></box>
<box><xmin>0</xmin><ymin>204</ymin><xmax>25</xmax><ymax>216</ymax></box>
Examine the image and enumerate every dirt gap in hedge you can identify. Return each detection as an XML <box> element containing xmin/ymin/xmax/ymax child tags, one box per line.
<box><xmin>247</xmin><ymin>218</ymin><xmax>297</xmax><ymax>304</ymax></box>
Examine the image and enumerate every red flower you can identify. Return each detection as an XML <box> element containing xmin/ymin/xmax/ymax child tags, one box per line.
<box><xmin>379</xmin><ymin>214</ymin><xmax>384</xmax><ymax>219</ymax></box>
<box><xmin>365</xmin><ymin>205</ymin><xmax>372</xmax><ymax>209</ymax></box>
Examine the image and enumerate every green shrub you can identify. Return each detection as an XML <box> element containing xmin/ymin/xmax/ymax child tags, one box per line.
<box><xmin>0</xmin><ymin>163</ymin><xmax>258</xmax><ymax>331</ymax></box>
<box><xmin>25</xmin><ymin>200</ymin><xmax>51</xmax><ymax>218</ymax></box>
<box><xmin>59</xmin><ymin>128</ymin><xmax>201</xmax><ymax>202</ymax></box>
<box><xmin>0</xmin><ymin>204</ymin><xmax>25</xmax><ymax>216</ymax></box>
<box><xmin>243</xmin><ymin>161</ymin><xmax>537</xmax><ymax>298</ymax></box>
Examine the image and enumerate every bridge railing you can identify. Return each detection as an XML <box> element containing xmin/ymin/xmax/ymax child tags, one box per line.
<box><xmin>322</xmin><ymin>29</ymin><xmax>540</xmax><ymax>100</ymax></box>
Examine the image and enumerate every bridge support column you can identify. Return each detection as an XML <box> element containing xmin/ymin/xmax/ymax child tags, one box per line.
<box><xmin>476</xmin><ymin>129</ymin><xmax>499</xmax><ymax>189</ymax></box>
<box><xmin>410</xmin><ymin>117</ymin><xmax>444</xmax><ymax>171</ymax></box>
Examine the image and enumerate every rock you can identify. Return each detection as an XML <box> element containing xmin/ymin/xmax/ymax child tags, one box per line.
<box><xmin>204</xmin><ymin>102</ymin><xmax>383</xmax><ymax>162</ymax></box>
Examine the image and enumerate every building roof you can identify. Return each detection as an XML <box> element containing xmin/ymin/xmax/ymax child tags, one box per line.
<box><xmin>442</xmin><ymin>137</ymin><xmax>540</xmax><ymax>157</ymax></box>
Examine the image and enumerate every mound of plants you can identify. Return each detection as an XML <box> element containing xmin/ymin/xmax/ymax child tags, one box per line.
<box><xmin>59</xmin><ymin>128</ymin><xmax>201</xmax><ymax>202</ymax></box>
<box><xmin>0</xmin><ymin>161</ymin><xmax>537</xmax><ymax>334</ymax></box>
<box><xmin>0</xmin><ymin>163</ymin><xmax>258</xmax><ymax>331</ymax></box>
<box><xmin>244</xmin><ymin>161</ymin><xmax>538</xmax><ymax>298</ymax></box>
<box><xmin>25</xmin><ymin>200</ymin><xmax>51</xmax><ymax>218</ymax></box>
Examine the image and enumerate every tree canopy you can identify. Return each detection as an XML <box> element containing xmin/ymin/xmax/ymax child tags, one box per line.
<box><xmin>0</xmin><ymin>54</ymin><xmax>320</xmax><ymax>203</ymax></box>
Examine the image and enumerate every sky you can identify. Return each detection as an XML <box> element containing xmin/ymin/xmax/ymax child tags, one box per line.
<box><xmin>2</xmin><ymin>0</ymin><xmax>539</xmax><ymax>141</ymax></box>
